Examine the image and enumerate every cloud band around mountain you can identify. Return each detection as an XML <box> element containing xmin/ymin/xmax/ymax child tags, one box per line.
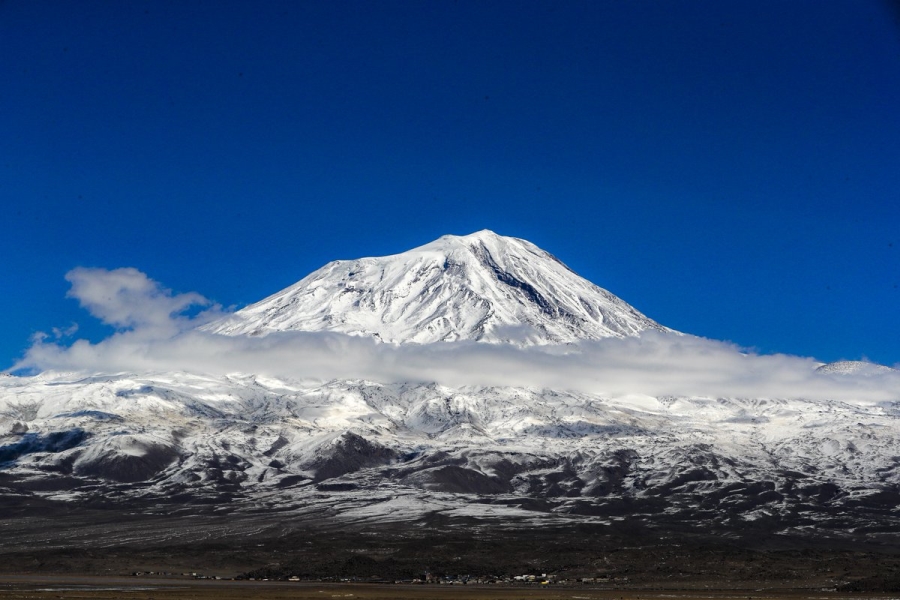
<box><xmin>12</xmin><ymin>268</ymin><xmax>900</xmax><ymax>403</ymax></box>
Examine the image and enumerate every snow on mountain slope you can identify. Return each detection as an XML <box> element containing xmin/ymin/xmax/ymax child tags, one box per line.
<box><xmin>5</xmin><ymin>231</ymin><xmax>900</xmax><ymax>539</ymax></box>
<box><xmin>3</xmin><ymin>369</ymin><xmax>900</xmax><ymax>536</ymax></box>
<box><xmin>204</xmin><ymin>230</ymin><xmax>670</xmax><ymax>344</ymax></box>
<box><xmin>816</xmin><ymin>360</ymin><xmax>897</xmax><ymax>375</ymax></box>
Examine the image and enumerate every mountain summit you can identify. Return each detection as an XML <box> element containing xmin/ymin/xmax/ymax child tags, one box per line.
<box><xmin>6</xmin><ymin>233</ymin><xmax>900</xmax><ymax>572</ymax></box>
<box><xmin>205</xmin><ymin>230</ymin><xmax>669</xmax><ymax>344</ymax></box>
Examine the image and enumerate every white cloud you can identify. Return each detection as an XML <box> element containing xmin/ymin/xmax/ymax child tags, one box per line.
<box><xmin>64</xmin><ymin>267</ymin><xmax>222</xmax><ymax>338</ymax></box>
<box><xmin>11</xmin><ymin>268</ymin><xmax>900</xmax><ymax>403</ymax></box>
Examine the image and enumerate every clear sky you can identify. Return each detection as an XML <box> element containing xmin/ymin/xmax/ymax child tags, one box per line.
<box><xmin>2</xmin><ymin>0</ymin><xmax>899</xmax><ymax>370</ymax></box>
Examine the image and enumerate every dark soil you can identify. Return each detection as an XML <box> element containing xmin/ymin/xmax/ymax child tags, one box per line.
<box><xmin>1</xmin><ymin>495</ymin><xmax>899</xmax><ymax>591</ymax></box>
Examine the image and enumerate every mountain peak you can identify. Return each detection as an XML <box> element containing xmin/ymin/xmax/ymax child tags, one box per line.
<box><xmin>410</xmin><ymin>229</ymin><xmax>532</xmax><ymax>253</ymax></box>
<box><xmin>441</xmin><ymin>228</ymin><xmax>502</xmax><ymax>240</ymax></box>
<box><xmin>430</xmin><ymin>229</ymin><xmax>513</xmax><ymax>246</ymax></box>
<box><xmin>204</xmin><ymin>232</ymin><xmax>671</xmax><ymax>344</ymax></box>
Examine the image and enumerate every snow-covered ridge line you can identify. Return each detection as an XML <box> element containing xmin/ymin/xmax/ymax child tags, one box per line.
<box><xmin>203</xmin><ymin>230</ymin><xmax>671</xmax><ymax>345</ymax></box>
<box><xmin>2</xmin><ymin>369</ymin><xmax>899</xmax><ymax>535</ymax></box>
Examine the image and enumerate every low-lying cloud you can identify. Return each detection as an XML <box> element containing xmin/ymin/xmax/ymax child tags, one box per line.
<box><xmin>11</xmin><ymin>268</ymin><xmax>900</xmax><ymax>403</ymax></box>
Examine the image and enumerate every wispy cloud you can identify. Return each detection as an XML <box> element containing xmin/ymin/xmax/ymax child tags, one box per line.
<box><xmin>63</xmin><ymin>267</ymin><xmax>223</xmax><ymax>338</ymax></box>
<box><xmin>11</xmin><ymin>268</ymin><xmax>900</xmax><ymax>403</ymax></box>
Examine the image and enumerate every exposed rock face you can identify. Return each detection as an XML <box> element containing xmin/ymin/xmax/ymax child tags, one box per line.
<box><xmin>72</xmin><ymin>435</ymin><xmax>179</xmax><ymax>483</ymax></box>
<box><xmin>309</xmin><ymin>432</ymin><xmax>397</xmax><ymax>482</ymax></box>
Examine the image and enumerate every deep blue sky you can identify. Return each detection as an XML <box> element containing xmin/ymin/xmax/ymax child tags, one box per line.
<box><xmin>2</xmin><ymin>1</ymin><xmax>899</xmax><ymax>369</ymax></box>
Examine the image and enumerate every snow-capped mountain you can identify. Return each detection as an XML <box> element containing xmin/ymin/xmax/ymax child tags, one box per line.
<box><xmin>204</xmin><ymin>230</ymin><xmax>670</xmax><ymax>344</ymax></box>
<box><xmin>2</xmin><ymin>231</ymin><xmax>899</xmax><ymax>547</ymax></box>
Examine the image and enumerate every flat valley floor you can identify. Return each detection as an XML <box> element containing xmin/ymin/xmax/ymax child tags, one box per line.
<box><xmin>3</xmin><ymin>497</ymin><xmax>900</xmax><ymax>597</ymax></box>
<box><xmin>2</xmin><ymin>577</ymin><xmax>900</xmax><ymax>600</ymax></box>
